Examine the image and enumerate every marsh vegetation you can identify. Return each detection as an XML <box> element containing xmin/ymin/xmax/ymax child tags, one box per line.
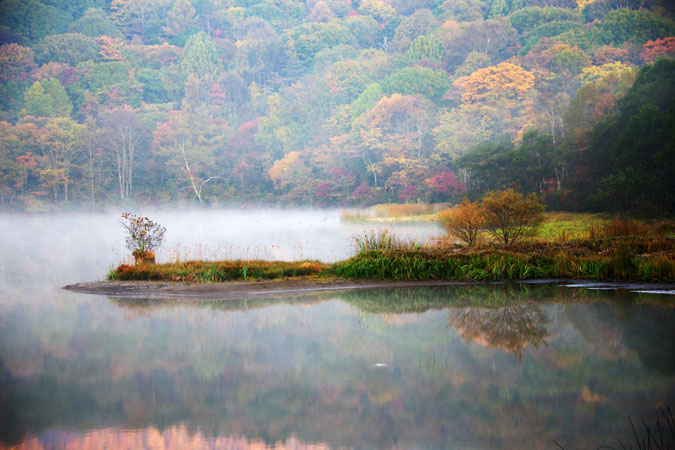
<box><xmin>111</xmin><ymin>197</ymin><xmax>675</xmax><ymax>284</ymax></box>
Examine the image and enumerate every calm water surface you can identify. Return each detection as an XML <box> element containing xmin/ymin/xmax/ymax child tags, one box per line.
<box><xmin>0</xmin><ymin>210</ymin><xmax>673</xmax><ymax>449</ymax></box>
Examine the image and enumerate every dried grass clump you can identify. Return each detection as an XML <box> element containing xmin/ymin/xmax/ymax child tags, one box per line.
<box><xmin>601</xmin><ymin>218</ymin><xmax>656</xmax><ymax>238</ymax></box>
<box><xmin>372</xmin><ymin>203</ymin><xmax>434</xmax><ymax>218</ymax></box>
<box><xmin>110</xmin><ymin>259</ymin><xmax>327</xmax><ymax>282</ymax></box>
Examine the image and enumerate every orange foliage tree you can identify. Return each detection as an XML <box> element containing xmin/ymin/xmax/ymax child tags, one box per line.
<box><xmin>96</xmin><ymin>36</ymin><xmax>125</xmax><ymax>61</ymax></box>
<box><xmin>268</xmin><ymin>151</ymin><xmax>315</xmax><ymax>202</ymax></box>
<box><xmin>453</xmin><ymin>63</ymin><xmax>535</xmax><ymax>105</ymax></box>
<box><xmin>640</xmin><ymin>37</ymin><xmax>675</xmax><ymax>63</ymax></box>
<box><xmin>437</xmin><ymin>64</ymin><xmax>535</xmax><ymax>158</ymax></box>
<box><xmin>358</xmin><ymin>93</ymin><xmax>435</xmax><ymax>195</ymax></box>
<box><xmin>438</xmin><ymin>199</ymin><xmax>484</xmax><ymax>247</ymax></box>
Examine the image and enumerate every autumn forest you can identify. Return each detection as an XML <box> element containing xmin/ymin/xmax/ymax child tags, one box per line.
<box><xmin>0</xmin><ymin>0</ymin><xmax>674</xmax><ymax>215</ymax></box>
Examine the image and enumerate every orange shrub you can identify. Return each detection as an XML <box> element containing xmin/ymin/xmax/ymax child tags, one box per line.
<box><xmin>438</xmin><ymin>199</ymin><xmax>484</xmax><ymax>247</ymax></box>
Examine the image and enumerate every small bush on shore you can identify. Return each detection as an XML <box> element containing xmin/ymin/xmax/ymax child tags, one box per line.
<box><xmin>438</xmin><ymin>199</ymin><xmax>484</xmax><ymax>247</ymax></box>
<box><xmin>438</xmin><ymin>189</ymin><xmax>545</xmax><ymax>246</ymax></box>
<box><xmin>120</xmin><ymin>213</ymin><xmax>166</xmax><ymax>265</ymax></box>
<box><xmin>480</xmin><ymin>188</ymin><xmax>545</xmax><ymax>245</ymax></box>
<box><xmin>121</xmin><ymin>213</ymin><xmax>166</xmax><ymax>254</ymax></box>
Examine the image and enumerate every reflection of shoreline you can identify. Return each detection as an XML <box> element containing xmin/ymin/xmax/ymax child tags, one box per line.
<box><xmin>109</xmin><ymin>295</ymin><xmax>328</xmax><ymax>317</ymax></box>
<box><xmin>66</xmin><ymin>279</ymin><xmax>675</xmax><ymax>307</ymax></box>
<box><xmin>447</xmin><ymin>304</ymin><xmax>550</xmax><ymax>358</ymax></box>
<box><xmin>65</xmin><ymin>279</ymin><xmax>484</xmax><ymax>301</ymax></box>
<box><xmin>2</xmin><ymin>294</ymin><xmax>674</xmax><ymax>449</ymax></box>
<box><xmin>104</xmin><ymin>281</ymin><xmax>675</xmax><ymax>319</ymax></box>
<box><xmin>11</xmin><ymin>425</ymin><xmax>330</xmax><ymax>450</ymax></box>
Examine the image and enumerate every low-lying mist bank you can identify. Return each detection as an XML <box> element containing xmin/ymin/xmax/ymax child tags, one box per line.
<box><xmin>0</xmin><ymin>208</ymin><xmax>441</xmax><ymax>289</ymax></box>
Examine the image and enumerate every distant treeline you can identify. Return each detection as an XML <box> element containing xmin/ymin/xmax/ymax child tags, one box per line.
<box><xmin>0</xmin><ymin>0</ymin><xmax>673</xmax><ymax>215</ymax></box>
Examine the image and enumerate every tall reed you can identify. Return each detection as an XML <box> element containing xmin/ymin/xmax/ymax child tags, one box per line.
<box><xmin>353</xmin><ymin>229</ymin><xmax>416</xmax><ymax>254</ymax></box>
<box><xmin>602</xmin><ymin>218</ymin><xmax>655</xmax><ymax>238</ymax></box>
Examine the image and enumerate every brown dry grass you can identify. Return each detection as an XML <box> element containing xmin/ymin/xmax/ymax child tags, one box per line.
<box><xmin>112</xmin><ymin>259</ymin><xmax>328</xmax><ymax>282</ymax></box>
<box><xmin>371</xmin><ymin>203</ymin><xmax>436</xmax><ymax>218</ymax></box>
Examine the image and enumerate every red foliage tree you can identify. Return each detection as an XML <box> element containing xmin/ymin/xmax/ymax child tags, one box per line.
<box><xmin>641</xmin><ymin>37</ymin><xmax>675</xmax><ymax>63</ymax></box>
<box><xmin>425</xmin><ymin>171</ymin><xmax>465</xmax><ymax>196</ymax></box>
<box><xmin>398</xmin><ymin>184</ymin><xmax>417</xmax><ymax>202</ymax></box>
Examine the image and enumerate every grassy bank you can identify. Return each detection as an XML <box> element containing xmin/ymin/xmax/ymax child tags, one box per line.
<box><xmin>111</xmin><ymin>213</ymin><xmax>675</xmax><ymax>283</ymax></box>
<box><xmin>332</xmin><ymin>237</ymin><xmax>675</xmax><ymax>283</ymax></box>
<box><xmin>110</xmin><ymin>259</ymin><xmax>327</xmax><ymax>282</ymax></box>
<box><xmin>110</xmin><ymin>236</ymin><xmax>675</xmax><ymax>283</ymax></box>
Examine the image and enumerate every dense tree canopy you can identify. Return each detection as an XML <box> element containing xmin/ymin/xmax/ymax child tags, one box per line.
<box><xmin>0</xmin><ymin>0</ymin><xmax>672</xmax><ymax>214</ymax></box>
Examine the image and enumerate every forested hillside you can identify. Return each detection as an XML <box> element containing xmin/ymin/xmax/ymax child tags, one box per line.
<box><xmin>0</xmin><ymin>0</ymin><xmax>673</xmax><ymax>214</ymax></box>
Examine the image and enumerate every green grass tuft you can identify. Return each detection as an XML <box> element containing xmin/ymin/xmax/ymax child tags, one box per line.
<box><xmin>332</xmin><ymin>237</ymin><xmax>675</xmax><ymax>282</ymax></box>
<box><xmin>110</xmin><ymin>260</ymin><xmax>327</xmax><ymax>282</ymax></box>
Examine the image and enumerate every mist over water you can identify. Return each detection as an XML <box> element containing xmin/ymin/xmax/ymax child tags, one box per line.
<box><xmin>0</xmin><ymin>208</ymin><xmax>441</xmax><ymax>288</ymax></box>
<box><xmin>1</xmin><ymin>209</ymin><xmax>674</xmax><ymax>449</ymax></box>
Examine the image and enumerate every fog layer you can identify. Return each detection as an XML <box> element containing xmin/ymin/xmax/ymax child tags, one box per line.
<box><xmin>0</xmin><ymin>208</ymin><xmax>441</xmax><ymax>288</ymax></box>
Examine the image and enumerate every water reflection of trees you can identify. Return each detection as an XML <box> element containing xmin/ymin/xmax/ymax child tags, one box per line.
<box><xmin>447</xmin><ymin>304</ymin><xmax>549</xmax><ymax>358</ymax></box>
<box><xmin>342</xmin><ymin>283</ymin><xmax>569</xmax><ymax>314</ymax></box>
<box><xmin>110</xmin><ymin>283</ymin><xmax>674</xmax><ymax>318</ymax></box>
<box><xmin>3</xmin><ymin>288</ymin><xmax>674</xmax><ymax>449</ymax></box>
<box><xmin>568</xmin><ymin>301</ymin><xmax>675</xmax><ymax>375</ymax></box>
<box><xmin>9</xmin><ymin>424</ymin><xmax>331</xmax><ymax>449</ymax></box>
<box><xmin>109</xmin><ymin>296</ymin><xmax>325</xmax><ymax>316</ymax></box>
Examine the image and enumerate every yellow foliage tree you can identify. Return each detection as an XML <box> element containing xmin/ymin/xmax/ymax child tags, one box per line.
<box><xmin>268</xmin><ymin>151</ymin><xmax>312</xmax><ymax>191</ymax></box>
<box><xmin>576</xmin><ymin>0</ymin><xmax>600</xmax><ymax>8</ymax></box>
<box><xmin>453</xmin><ymin>63</ymin><xmax>535</xmax><ymax>105</ymax></box>
<box><xmin>480</xmin><ymin>188</ymin><xmax>545</xmax><ymax>245</ymax></box>
<box><xmin>578</xmin><ymin>62</ymin><xmax>635</xmax><ymax>84</ymax></box>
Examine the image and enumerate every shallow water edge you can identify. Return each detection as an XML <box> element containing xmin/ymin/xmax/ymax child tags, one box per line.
<box><xmin>64</xmin><ymin>278</ymin><xmax>675</xmax><ymax>301</ymax></box>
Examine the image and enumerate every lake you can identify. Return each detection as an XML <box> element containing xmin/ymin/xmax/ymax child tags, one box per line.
<box><xmin>1</xmin><ymin>210</ymin><xmax>674</xmax><ymax>449</ymax></box>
